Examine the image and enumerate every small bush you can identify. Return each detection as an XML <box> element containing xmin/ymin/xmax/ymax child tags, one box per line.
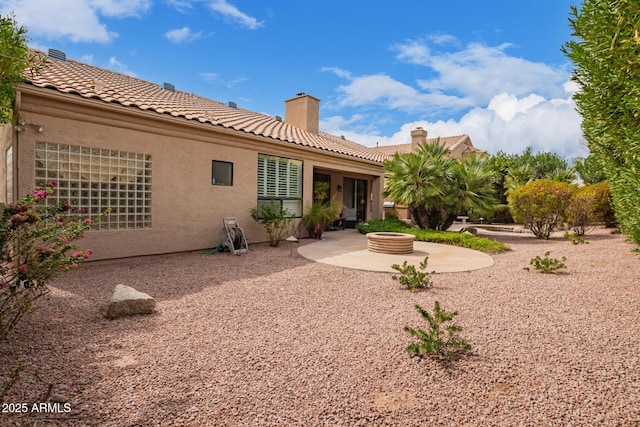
<box><xmin>1</xmin><ymin>182</ymin><xmax>108</xmax><ymax>340</ymax></box>
<box><xmin>524</xmin><ymin>251</ymin><xmax>567</xmax><ymax>274</ymax></box>
<box><xmin>509</xmin><ymin>179</ymin><xmax>575</xmax><ymax>239</ymax></box>
<box><xmin>590</xmin><ymin>181</ymin><xmax>617</xmax><ymax>228</ymax></box>
<box><xmin>404</xmin><ymin>301</ymin><xmax>471</xmax><ymax>360</ymax></box>
<box><xmin>490</xmin><ymin>204</ymin><xmax>514</xmax><ymax>224</ymax></box>
<box><xmin>566</xmin><ymin>187</ymin><xmax>597</xmax><ymax>236</ymax></box>
<box><xmin>564</xmin><ymin>231</ymin><xmax>587</xmax><ymax>244</ymax></box>
<box><xmin>357</xmin><ymin>218</ymin><xmax>510</xmax><ymax>253</ymax></box>
<box><xmin>391</xmin><ymin>257</ymin><xmax>433</xmax><ymax>292</ymax></box>
<box><xmin>250</xmin><ymin>203</ymin><xmax>293</xmax><ymax>247</ymax></box>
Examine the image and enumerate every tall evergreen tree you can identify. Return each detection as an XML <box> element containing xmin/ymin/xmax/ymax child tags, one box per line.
<box><xmin>563</xmin><ymin>1</ymin><xmax>640</xmax><ymax>244</ymax></box>
<box><xmin>0</xmin><ymin>14</ymin><xmax>40</xmax><ymax>124</ymax></box>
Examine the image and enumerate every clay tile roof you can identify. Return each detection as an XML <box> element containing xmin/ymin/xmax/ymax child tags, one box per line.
<box><xmin>371</xmin><ymin>135</ymin><xmax>481</xmax><ymax>157</ymax></box>
<box><xmin>23</xmin><ymin>50</ymin><xmax>383</xmax><ymax>163</ymax></box>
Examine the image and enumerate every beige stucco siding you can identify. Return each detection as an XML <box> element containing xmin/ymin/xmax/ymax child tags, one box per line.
<box><xmin>16</xmin><ymin>88</ymin><xmax>384</xmax><ymax>260</ymax></box>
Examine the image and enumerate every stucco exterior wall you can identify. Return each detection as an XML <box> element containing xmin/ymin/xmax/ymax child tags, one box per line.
<box><xmin>16</xmin><ymin>88</ymin><xmax>384</xmax><ymax>260</ymax></box>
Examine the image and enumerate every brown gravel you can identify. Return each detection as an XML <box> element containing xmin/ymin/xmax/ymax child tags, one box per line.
<box><xmin>1</xmin><ymin>227</ymin><xmax>639</xmax><ymax>426</ymax></box>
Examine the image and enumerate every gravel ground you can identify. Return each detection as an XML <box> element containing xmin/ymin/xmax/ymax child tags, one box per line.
<box><xmin>1</xmin><ymin>227</ymin><xmax>639</xmax><ymax>426</ymax></box>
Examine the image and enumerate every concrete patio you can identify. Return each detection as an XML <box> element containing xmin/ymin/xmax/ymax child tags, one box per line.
<box><xmin>296</xmin><ymin>229</ymin><xmax>494</xmax><ymax>273</ymax></box>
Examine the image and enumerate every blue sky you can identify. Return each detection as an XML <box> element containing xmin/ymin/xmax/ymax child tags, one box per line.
<box><xmin>2</xmin><ymin>0</ymin><xmax>585</xmax><ymax>158</ymax></box>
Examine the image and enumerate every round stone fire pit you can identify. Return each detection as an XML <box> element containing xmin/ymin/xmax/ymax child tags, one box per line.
<box><xmin>366</xmin><ymin>232</ymin><xmax>415</xmax><ymax>254</ymax></box>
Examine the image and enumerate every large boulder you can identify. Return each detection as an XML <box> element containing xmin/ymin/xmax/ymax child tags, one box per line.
<box><xmin>106</xmin><ymin>284</ymin><xmax>156</xmax><ymax>319</ymax></box>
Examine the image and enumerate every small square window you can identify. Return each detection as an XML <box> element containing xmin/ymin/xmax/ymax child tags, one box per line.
<box><xmin>212</xmin><ymin>160</ymin><xmax>233</xmax><ymax>186</ymax></box>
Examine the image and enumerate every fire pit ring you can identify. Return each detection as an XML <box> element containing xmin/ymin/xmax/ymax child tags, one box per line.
<box><xmin>366</xmin><ymin>232</ymin><xmax>415</xmax><ymax>254</ymax></box>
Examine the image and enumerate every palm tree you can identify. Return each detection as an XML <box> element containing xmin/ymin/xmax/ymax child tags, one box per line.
<box><xmin>384</xmin><ymin>141</ymin><xmax>452</xmax><ymax>229</ymax></box>
<box><xmin>385</xmin><ymin>142</ymin><xmax>497</xmax><ymax>230</ymax></box>
<box><xmin>445</xmin><ymin>154</ymin><xmax>497</xmax><ymax>229</ymax></box>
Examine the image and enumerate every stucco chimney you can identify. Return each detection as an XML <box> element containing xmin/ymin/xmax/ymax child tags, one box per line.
<box><xmin>411</xmin><ymin>127</ymin><xmax>428</xmax><ymax>151</ymax></box>
<box><xmin>284</xmin><ymin>93</ymin><xmax>320</xmax><ymax>134</ymax></box>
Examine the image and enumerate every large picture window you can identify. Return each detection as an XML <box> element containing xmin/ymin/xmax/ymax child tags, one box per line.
<box><xmin>257</xmin><ymin>154</ymin><xmax>302</xmax><ymax>217</ymax></box>
<box><xmin>35</xmin><ymin>142</ymin><xmax>152</xmax><ymax>230</ymax></box>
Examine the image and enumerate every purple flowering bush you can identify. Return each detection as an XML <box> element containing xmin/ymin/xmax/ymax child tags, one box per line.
<box><xmin>0</xmin><ymin>181</ymin><xmax>109</xmax><ymax>340</ymax></box>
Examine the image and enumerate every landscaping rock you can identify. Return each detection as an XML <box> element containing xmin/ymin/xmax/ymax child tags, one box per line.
<box><xmin>106</xmin><ymin>284</ymin><xmax>155</xmax><ymax>319</ymax></box>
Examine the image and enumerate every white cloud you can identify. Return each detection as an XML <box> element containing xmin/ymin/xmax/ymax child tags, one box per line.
<box><xmin>332</xmin><ymin>73</ymin><xmax>474</xmax><ymax>114</ymax></box>
<box><xmin>0</xmin><ymin>0</ymin><xmax>116</xmax><ymax>42</ymax></box>
<box><xmin>324</xmin><ymin>93</ymin><xmax>585</xmax><ymax>159</ymax></box>
<box><xmin>200</xmin><ymin>72</ymin><xmax>219</xmax><ymax>83</ymax></box>
<box><xmin>487</xmin><ymin>93</ymin><xmax>545</xmax><ymax>121</ymax></box>
<box><xmin>107</xmin><ymin>56</ymin><xmax>136</xmax><ymax>77</ymax></box>
<box><xmin>165</xmin><ymin>27</ymin><xmax>203</xmax><ymax>43</ymax></box>
<box><xmin>322</xmin><ymin>35</ymin><xmax>584</xmax><ymax>159</ymax></box>
<box><xmin>321</xmin><ymin>67</ymin><xmax>352</xmax><ymax>79</ymax></box>
<box><xmin>89</xmin><ymin>0</ymin><xmax>150</xmax><ymax>17</ymax></box>
<box><xmin>394</xmin><ymin>38</ymin><xmax>569</xmax><ymax>104</ymax></box>
<box><xmin>207</xmin><ymin>0</ymin><xmax>263</xmax><ymax>29</ymax></box>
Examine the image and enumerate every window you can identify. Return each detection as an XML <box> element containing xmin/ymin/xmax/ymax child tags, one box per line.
<box><xmin>257</xmin><ymin>154</ymin><xmax>302</xmax><ymax>217</ymax></box>
<box><xmin>34</xmin><ymin>142</ymin><xmax>152</xmax><ymax>230</ymax></box>
<box><xmin>212</xmin><ymin>160</ymin><xmax>233</xmax><ymax>186</ymax></box>
<box><xmin>6</xmin><ymin>146</ymin><xmax>13</xmax><ymax>203</ymax></box>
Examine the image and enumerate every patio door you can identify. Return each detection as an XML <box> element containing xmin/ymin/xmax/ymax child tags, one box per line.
<box><xmin>343</xmin><ymin>178</ymin><xmax>367</xmax><ymax>222</ymax></box>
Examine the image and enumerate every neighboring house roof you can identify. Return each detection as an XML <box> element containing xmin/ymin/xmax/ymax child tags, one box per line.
<box><xmin>371</xmin><ymin>135</ymin><xmax>487</xmax><ymax>158</ymax></box>
<box><xmin>22</xmin><ymin>50</ymin><xmax>387</xmax><ymax>164</ymax></box>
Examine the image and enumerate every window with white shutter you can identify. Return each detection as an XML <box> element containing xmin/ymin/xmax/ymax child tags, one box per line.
<box><xmin>257</xmin><ymin>154</ymin><xmax>302</xmax><ymax>217</ymax></box>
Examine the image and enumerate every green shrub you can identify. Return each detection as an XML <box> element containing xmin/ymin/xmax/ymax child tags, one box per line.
<box><xmin>491</xmin><ymin>204</ymin><xmax>514</xmax><ymax>224</ymax></box>
<box><xmin>508</xmin><ymin>179</ymin><xmax>575</xmax><ymax>239</ymax></box>
<box><xmin>357</xmin><ymin>218</ymin><xmax>510</xmax><ymax>253</ymax></box>
<box><xmin>1</xmin><ymin>182</ymin><xmax>108</xmax><ymax>340</ymax></box>
<box><xmin>564</xmin><ymin>231</ymin><xmax>587</xmax><ymax>245</ymax></box>
<box><xmin>250</xmin><ymin>203</ymin><xmax>293</xmax><ymax>247</ymax></box>
<box><xmin>391</xmin><ymin>257</ymin><xmax>433</xmax><ymax>292</ymax></box>
<box><xmin>404</xmin><ymin>301</ymin><xmax>471</xmax><ymax>360</ymax></box>
<box><xmin>566</xmin><ymin>186</ymin><xmax>597</xmax><ymax>236</ymax></box>
<box><xmin>590</xmin><ymin>181</ymin><xmax>617</xmax><ymax>228</ymax></box>
<box><xmin>524</xmin><ymin>251</ymin><xmax>567</xmax><ymax>274</ymax></box>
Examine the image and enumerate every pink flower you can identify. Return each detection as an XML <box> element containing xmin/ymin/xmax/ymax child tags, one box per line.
<box><xmin>83</xmin><ymin>218</ymin><xmax>92</xmax><ymax>224</ymax></box>
<box><xmin>86</xmin><ymin>249</ymin><xmax>93</xmax><ymax>256</ymax></box>
<box><xmin>20</xmin><ymin>264</ymin><xmax>28</xmax><ymax>273</ymax></box>
<box><xmin>71</xmin><ymin>263</ymin><xmax>78</xmax><ymax>269</ymax></box>
<box><xmin>61</xmin><ymin>237</ymin><xmax>68</xmax><ymax>243</ymax></box>
<box><xmin>73</xmin><ymin>251</ymin><xmax>83</xmax><ymax>258</ymax></box>
<box><xmin>0</xmin><ymin>280</ymin><xmax>9</xmax><ymax>289</ymax></box>
<box><xmin>33</xmin><ymin>189</ymin><xmax>48</xmax><ymax>199</ymax></box>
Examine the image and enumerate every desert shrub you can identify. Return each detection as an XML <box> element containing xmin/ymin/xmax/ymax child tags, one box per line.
<box><xmin>1</xmin><ymin>182</ymin><xmax>108</xmax><ymax>340</ymax></box>
<box><xmin>490</xmin><ymin>204</ymin><xmax>514</xmax><ymax>224</ymax></box>
<box><xmin>564</xmin><ymin>231</ymin><xmax>587</xmax><ymax>245</ymax></box>
<box><xmin>357</xmin><ymin>218</ymin><xmax>510</xmax><ymax>253</ymax></box>
<box><xmin>590</xmin><ymin>181</ymin><xmax>617</xmax><ymax>228</ymax></box>
<box><xmin>508</xmin><ymin>179</ymin><xmax>575</xmax><ymax>239</ymax></box>
<box><xmin>404</xmin><ymin>301</ymin><xmax>471</xmax><ymax>360</ymax></box>
<box><xmin>524</xmin><ymin>251</ymin><xmax>567</xmax><ymax>274</ymax></box>
<box><xmin>566</xmin><ymin>186</ymin><xmax>597</xmax><ymax>236</ymax></box>
<box><xmin>250</xmin><ymin>203</ymin><xmax>293</xmax><ymax>247</ymax></box>
<box><xmin>391</xmin><ymin>257</ymin><xmax>433</xmax><ymax>292</ymax></box>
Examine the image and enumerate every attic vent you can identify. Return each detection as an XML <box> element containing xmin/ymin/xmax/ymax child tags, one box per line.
<box><xmin>228</xmin><ymin>101</ymin><xmax>237</xmax><ymax>109</ymax></box>
<box><xmin>275</xmin><ymin>115</ymin><xmax>282</xmax><ymax>121</ymax></box>
<box><xmin>48</xmin><ymin>49</ymin><xmax>66</xmax><ymax>61</ymax></box>
<box><xmin>340</xmin><ymin>135</ymin><xmax>346</xmax><ymax>140</ymax></box>
<box><xmin>163</xmin><ymin>82</ymin><xmax>175</xmax><ymax>92</ymax></box>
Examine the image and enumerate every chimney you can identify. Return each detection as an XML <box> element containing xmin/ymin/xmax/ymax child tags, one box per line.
<box><xmin>284</xmin><ymin>93</ymin><xmax>320</xmax><ymax>134</ymax></box>
<box><xmin>411</xmin><ymin>127</ymin><xmax>428</xmax><ymax>151</ymax></box>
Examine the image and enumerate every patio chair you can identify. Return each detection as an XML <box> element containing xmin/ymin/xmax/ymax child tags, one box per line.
<box><xmin>342</xmin><ymin>208</ymin><xmax>358</xmax><ymax>228</ymax></box>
